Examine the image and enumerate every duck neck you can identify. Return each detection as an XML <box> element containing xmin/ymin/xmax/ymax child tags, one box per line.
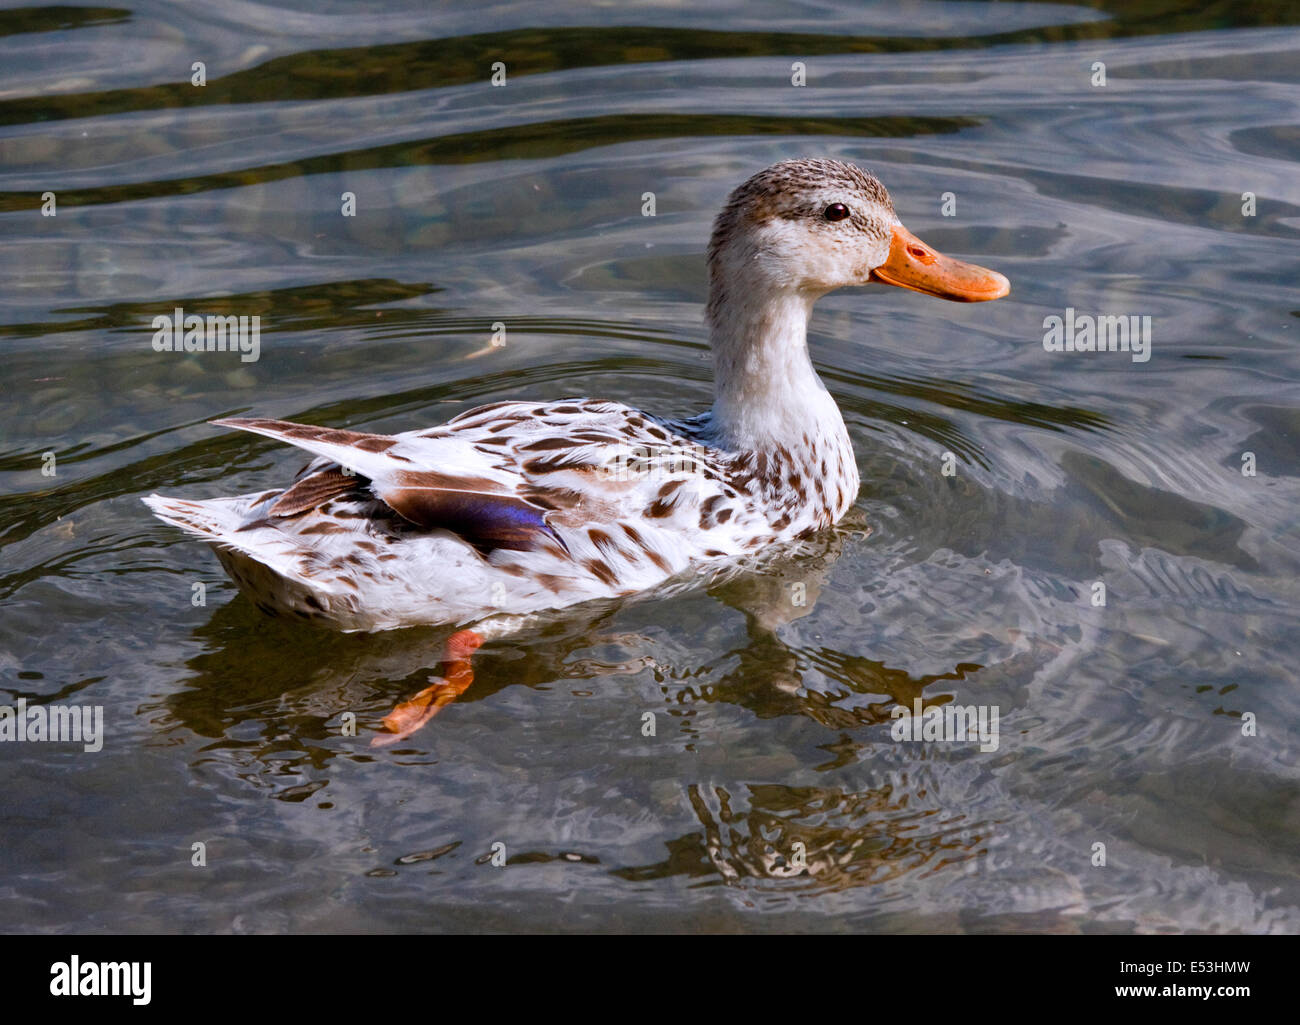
<box><xmin>706</xmin><ymin>287</ymin><xmax>849</xmax><ymax>456</ymax></box>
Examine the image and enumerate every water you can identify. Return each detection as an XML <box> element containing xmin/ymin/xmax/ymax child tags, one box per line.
<box><xmin>1</xmin><ymin>0</ymin><xmax>1298</xmax><ymax>933</ymax></box>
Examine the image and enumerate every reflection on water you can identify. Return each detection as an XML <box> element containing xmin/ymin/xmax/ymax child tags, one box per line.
<box><xmin>615</xmin><ymin>780</ymin><xmax>991</xmax><ymax>893</ymax></box>
<box><xmin>1</xmin><ymin>0</ymin><xmax>1299</xmax><ymax>933</ymax></box>
<box><xmin>0</xmin><ymin>115</ymin><xmax>985</xmax><ymax>211</ymax></box>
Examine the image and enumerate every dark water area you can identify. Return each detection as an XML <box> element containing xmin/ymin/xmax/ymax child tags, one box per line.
<box><xmin>1</xmin><ymin>0</ymin><xmax>1298</xmax><ymax>932</ymax></box>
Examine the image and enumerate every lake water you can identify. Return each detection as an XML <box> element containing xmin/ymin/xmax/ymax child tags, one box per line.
<box><xmin>1</xmin><ymin>0</ymin><xmax>1298</xmax><ymax>933</ymax></box>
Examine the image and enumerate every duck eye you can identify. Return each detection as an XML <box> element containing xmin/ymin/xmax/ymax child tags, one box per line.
<box><xmin>823</xmin><ymin>203</ymin><xmax>850</xmax><ymax>222</ymax></box>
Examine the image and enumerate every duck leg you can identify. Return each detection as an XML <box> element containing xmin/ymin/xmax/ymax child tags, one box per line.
<box><xmin>371</xmin><ymin>629</ymin><xmax>484</xmax><ymax>747</ymax></box>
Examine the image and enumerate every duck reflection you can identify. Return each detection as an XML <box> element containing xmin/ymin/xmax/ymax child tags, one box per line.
<box><xmin>163</xmin><ymin>514</ymin><xmax>1009</xmax><ymax>778</ymax></box>
<box><xmin>614</xmin><ymin>779</ymin><xmax>992</xmax><ymax>892</ymax></box>
<box><xmin>163</xmin><ymin>517</ymin><xmax>1042</xmax><ymax>891</ymax></box>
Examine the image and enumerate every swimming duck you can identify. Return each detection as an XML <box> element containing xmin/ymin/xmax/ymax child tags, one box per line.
<box><xmin>145</xmin><ymin>158</ymin><xmax>1007</xmax><ymax>737</ymax></box>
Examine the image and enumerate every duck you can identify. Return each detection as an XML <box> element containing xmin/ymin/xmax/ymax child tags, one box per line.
<box><xmin>145</xmin><ymin>158</ymin><xmax>1007</xmax><ymax>741</ymax></box>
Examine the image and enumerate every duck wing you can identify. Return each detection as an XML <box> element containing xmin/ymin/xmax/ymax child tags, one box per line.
<box><xmin>213</xmin><ymin>416</ymin><xmax>563</xmax><ymax>553</ymax></box>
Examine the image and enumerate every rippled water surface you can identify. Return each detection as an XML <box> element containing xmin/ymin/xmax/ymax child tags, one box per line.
<box><xmin>2</xmin><ymin>0</ymin><xmax>1299</xmax><ymax>933</ymax></box>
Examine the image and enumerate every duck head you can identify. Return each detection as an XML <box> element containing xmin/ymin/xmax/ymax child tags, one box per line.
<box><xmin>702</xmin><ymin>158</ymin><xmax>1009</xmax><ymax>451</ymax></box>
<box><xmin>706</xmin><ymin>157</ymin><xmax>1009</xmax><ymax>313</ymax></box>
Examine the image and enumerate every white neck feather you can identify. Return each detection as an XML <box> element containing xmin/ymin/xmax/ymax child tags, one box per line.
<box><xmin>707</xmin><ymin>287</ymin><xmax>849</xmax><ymax>455</ymax></box>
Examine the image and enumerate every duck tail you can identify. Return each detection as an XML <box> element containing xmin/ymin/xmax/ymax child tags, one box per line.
<box><xmin>142</xmin><ymin>492</ymin><xmax>319</xmax><ymax>585</ymax></box>
<box><xmin>144</xmin><ymin>492</ymin><xmax>353</xmax><ymax>623</ymax></box>
<box><xmin>142</xmin><ymin>493</ymin><xmax>247</xmax><ymax>540</ymax></box>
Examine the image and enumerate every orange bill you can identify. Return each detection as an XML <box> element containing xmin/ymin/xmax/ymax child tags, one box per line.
<box><xmin>870</xmin><ymin>224</ymin><xmax>1010</xmax><ymax>302</ymax></box>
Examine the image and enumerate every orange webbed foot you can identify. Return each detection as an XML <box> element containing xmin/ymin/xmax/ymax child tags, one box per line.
<box><xmin>370</xmin><ymin>630</ymin><xmax>484</xmax><ymax>747</ymax></box>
